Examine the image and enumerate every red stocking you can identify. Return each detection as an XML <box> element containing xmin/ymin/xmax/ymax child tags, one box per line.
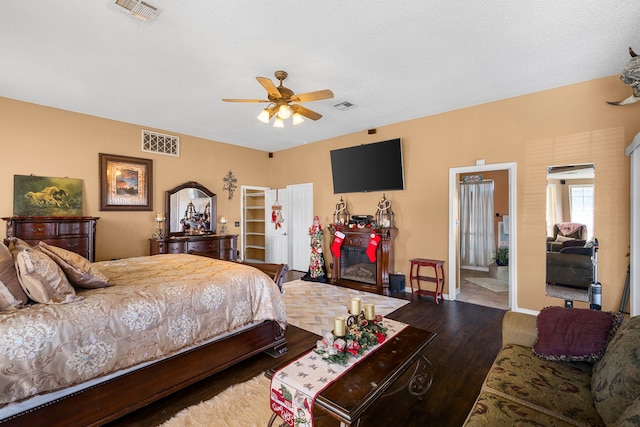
<box><xmin>366</xmin><ymin>233</ymin><xmax>381</xmax><ymax>262</ymax></box>
<box><xmin>331</xmin><ymin>231</ymin><xmax>345</xmax><ymax>258</ymax></box>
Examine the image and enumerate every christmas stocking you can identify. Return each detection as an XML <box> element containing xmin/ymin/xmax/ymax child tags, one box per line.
<box><xmin>331</xmin><ymin>231</ymin><xmax>345</xmax><ymax>258</ymax></box>
<box><xmin>366</xmin><ymin>233</ymin><xmax>381</xmax><ymax>262</ymax></box>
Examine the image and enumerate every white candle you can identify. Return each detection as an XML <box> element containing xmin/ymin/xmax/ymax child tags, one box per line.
<box><xmin>334</xmin><ymin>316</ymin><xmax>346</xmax><ymax>337</ymax></box>
<box><xmin>364</xmin><ymin>304</ymin><xmax>375</xmax><ymax>320</ymax></box>
<box><xmin>350</xmin><ymin>298</ymin><xmax>361</xmax><ymax>316</ymax></box>
<box><xmin>155</xmin><ymin>213</ymin><xmax>165</xmax><ymax>222</ymax></box>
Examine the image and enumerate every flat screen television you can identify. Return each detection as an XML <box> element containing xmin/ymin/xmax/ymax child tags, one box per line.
<box><xmin>330</xmin><ymin>138</ymin><xmax>405</xmax><ymax>194</ymax></box>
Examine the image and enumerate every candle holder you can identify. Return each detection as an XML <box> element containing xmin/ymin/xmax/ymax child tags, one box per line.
<box><xmin>346</xmin><ymin>311</ymin><xmax>365</xmax><ymax>327</ymax></box>
<box><xmin>220</xmin><ymin>216</ymin><xmax>228</xmax><ymax>235</ymax></box>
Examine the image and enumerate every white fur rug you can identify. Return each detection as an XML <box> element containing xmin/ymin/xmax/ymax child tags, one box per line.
<box><xmin>160</xmin><ymin>375</ymin><xmax>273</xmax><ymax>427</ymax></box>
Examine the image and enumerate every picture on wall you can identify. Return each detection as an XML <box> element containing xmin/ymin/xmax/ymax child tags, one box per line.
<box><xmin>14</xmin><ymin>175</ymin><xmax>83</xmax><ymax>216</ymax></box>
<box><xmin>99</xmin><ymin>153</ymin><xmax>153</xmax><ymax>211</ymax></box>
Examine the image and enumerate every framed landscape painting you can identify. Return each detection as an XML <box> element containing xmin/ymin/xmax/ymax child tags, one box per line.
<box><xmin>14</xmin><ymin>175</ymin><xmax>84</xmax><ymax>216</ymax></box>
<box><xmin>99</xmin><ymin>153</ymin><xmax>153</xmax><ymax>211</ymax></box>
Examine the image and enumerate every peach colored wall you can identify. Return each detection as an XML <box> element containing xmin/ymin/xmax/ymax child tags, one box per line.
<box><xmin>270</xmin><ymin>76</ymin><xmax>639</xmax><ymax>312</ymax></box>
<box><xmin>0</xmin><ymin>97</ymin><xmax>271</xmax><ymax>260</ymax></box>
<box><xmin>1</xmin><ymin>75</ymin><xmax>638</xmax><ymax>312</ymax></box>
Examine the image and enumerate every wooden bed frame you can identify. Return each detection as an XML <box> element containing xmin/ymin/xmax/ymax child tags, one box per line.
<box><xmin>0</xmin><ymin>262</ymin><xmax>289</xmax><ymax>427</ymax></box>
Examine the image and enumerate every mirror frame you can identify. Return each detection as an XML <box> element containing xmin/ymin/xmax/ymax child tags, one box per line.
<box><xmin>165</xmin><ymin>181</ymin><xmax>217</xmax><ymax>237</ymax></box>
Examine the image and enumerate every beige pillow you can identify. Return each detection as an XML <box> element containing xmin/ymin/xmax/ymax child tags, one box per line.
<box><xmin>0</xmin><ymin>279</ymin><xmax>23</xmax><ymax>310</ymax></box>
<box><xmin>37</xmin><ymin>242</ymin><xmax>111</xmax><ymax>289</ymax></box>
<box><xmin>14</xmin><ymin>248</ymin><xmax>83</xmax><ymax>304</ymax></box>
<box><xmin>0</xmin><ymin>241</ymin><xmax>28</xmax><ymax>305</ymax></box>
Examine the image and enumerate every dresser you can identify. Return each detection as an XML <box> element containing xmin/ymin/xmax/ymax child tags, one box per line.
<box><xmin>149</xmin><ymin>234</ymin><xmax>238</xmax><ymax>261</ymax></box>
<box><xmin>3</xmin><ymin>216</ymin><xmax>99</xmax><ymax>261</ymax></box>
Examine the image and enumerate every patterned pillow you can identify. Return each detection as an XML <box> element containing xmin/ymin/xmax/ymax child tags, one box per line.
<box><xmin>0</xmin><ymin>241</ymin><xmax>28</xmax><ymax>306</ymax></box>
<box><xmin>37</xmin><ymin>242</ymin><xmax>111</xmax><ymax>289</ymax></box>
<box><xmin>533</xmin><ymin>306</ymin><xmax>623</xmax><ymax>363</ymax></box>
<box><xmin>592</xmin><ymin>315</ymin><xmax>640</xmax><ymax>426</ymax></box>
<box><xmin>14</xmin><ymin>247</ymin><xmax>83</xmax><ymax>304</ymax></box>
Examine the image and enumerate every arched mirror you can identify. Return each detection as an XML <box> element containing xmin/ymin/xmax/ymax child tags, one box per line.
<box><xmin>545</xmin><ymin>163</ymin><xmax>595</xmax><ymax>299</ymax></box>
<box><xmin>165</xmin><ymin>181</ymin><xmax>217</xmax><ymax>237</ymax></box>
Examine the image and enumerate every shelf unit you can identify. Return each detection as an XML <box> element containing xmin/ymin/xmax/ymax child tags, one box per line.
<box><xmin>241</xmin><ymin>186</ymin><xmax>267</xmax><ymax>262</ymax></box>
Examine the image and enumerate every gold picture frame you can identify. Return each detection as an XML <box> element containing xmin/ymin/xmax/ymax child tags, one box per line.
<box><xmin>99</xmin><ymin>153</ymin><xmax>153</xmax><ymax>211</ymax></box>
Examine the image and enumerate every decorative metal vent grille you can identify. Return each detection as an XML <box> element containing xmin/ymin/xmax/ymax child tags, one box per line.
<box><xmin>141</xmin><ymin>130</ymin><xmax>179</xmax><ymax>157</ymax></box>
<box><xmin>113</xmin><ymin>0</ymin><xmax>161</xmax><ymax>23</ymax></box>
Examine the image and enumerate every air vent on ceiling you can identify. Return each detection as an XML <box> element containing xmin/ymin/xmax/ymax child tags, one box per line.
<box><xmin>334</xmin><ymin>101</ymin><xmax>356</xmax><ymax>111</ymax></box>
<box><xmin>113</xmin><ymin>0</ymin><xmax>161</xmax><ymax>23</ymax></box>
<box><xmin>141</xmin><ymin>130</ymin><xmax>179</xmax><ymax>157</ymax></box>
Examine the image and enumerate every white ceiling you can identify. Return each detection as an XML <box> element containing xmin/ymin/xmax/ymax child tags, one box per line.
<box><xmin>1</xmin><ymin>1</ymin><xmax>638</xmax><ymax>152</ymax></box>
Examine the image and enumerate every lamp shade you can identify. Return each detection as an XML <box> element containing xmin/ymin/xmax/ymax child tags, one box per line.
<box><xmin>277</xmin><ymin>104</ymin><xmax>292</xmax><ymax>119</ymax></box>
<box><xmin>273</xmin><ymin>116</ymin><xmax>284</xmax><ymax>128</ymax></box>
<box><xmin>257</xmin><ymin>109</ymin><xmax>271</xmax><ymax>123</ymax></box>
<box><xmin>292</xmin><ymin>112</ymin><xmax>304</xmax><ymax>125</ymax></box>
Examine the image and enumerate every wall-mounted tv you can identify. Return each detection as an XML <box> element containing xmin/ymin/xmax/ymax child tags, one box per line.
<box><xmin>330</xmin><ymin>138</ymin><xmax>405</xmax><ymax>194</ymax></box>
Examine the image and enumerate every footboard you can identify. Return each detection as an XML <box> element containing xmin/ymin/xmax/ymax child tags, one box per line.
<box><xmin>0</xmin><ymin>320</ymin><xmax>286</xmax><ymax>427</ymax></box>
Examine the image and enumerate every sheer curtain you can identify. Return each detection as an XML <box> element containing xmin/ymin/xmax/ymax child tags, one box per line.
<box><xmin>460</xmin><ymin>181</ymin><xmax>495</xmax><ymax>270</ymax></box>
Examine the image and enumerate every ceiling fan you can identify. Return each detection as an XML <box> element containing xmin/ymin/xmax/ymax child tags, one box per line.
<box><xmin>222</xmin><ymin>70</ymin><xmax>334</xmax><ymax>127</ymax></box>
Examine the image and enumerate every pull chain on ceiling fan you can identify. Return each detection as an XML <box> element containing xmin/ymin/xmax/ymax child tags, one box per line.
<box><xmin>222</xmin><ymin>70</ymin><xmax>334</xmax><ymax>127</ymax></box>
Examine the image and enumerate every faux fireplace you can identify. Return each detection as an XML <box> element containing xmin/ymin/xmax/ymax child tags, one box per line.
<box><xmin>330</xmin><ymin>227</ymin><xmax>397</xmax><ymax>294</ymax></box>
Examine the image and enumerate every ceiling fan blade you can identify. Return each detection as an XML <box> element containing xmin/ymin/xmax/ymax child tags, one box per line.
<box><xmin>291</xmin><ymin>89</ymin><xmax>334</xmax><ymax>103</ymax></box>
<box><xmin>256</xmin><ymin>77</ymin><xmax>281</xmax><ymax>99</ymax></box>
<box><xmin>292</xmin><ymin>104</ymin><xmax>322</xmax><ymax>120</ymax></box>
<box><xmin>222</xmin><ymin>98</ymin><xmax>270</xmax><ymax>103</ymax></box>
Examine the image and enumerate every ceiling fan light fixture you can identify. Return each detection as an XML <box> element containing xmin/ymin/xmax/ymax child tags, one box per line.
<box><xmin>257</xmin><ymin>108</ymin><xmax>271</xmax><ymax>123</ymax></box>
<box><xmin>292</xmin><ymin>112</ymin><xmax>304</xmax><ymax>125</ymax></box>
<box><xmin>273</xmin><ymin>117</ymin><xmax>285</xmax><ymax>128</ymax></box>
<box><xmin>277</xmin><ymin>104</ymin><xmax>292</xmax><ymax>119</ymax></box>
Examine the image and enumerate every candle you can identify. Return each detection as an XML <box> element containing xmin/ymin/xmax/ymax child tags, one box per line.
<box><xmin>350</xmin><ymin>298</ymin><xmax>361</xmax><ymax>316</ymax></box>
<box><xmin>364</xmin><ymin>304</ymin><xmax>375</xmax><ymax>320</ymax></box>
<box><xmin>334</xmin><ymin>316</ymin><xmax>346</xmax><ymax>337</ymax></box>
<box><xmin>155</xmin><ymin>213</ymin><xmax>165</xmax><ymax>222</ymax></box>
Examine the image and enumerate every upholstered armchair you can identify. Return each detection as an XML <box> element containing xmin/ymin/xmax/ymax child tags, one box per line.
<box><xmin>546</xmin><ymin>222</ymin><xmax>588</xmax><ymax>252</ymax></box>
<box><xmin>546</xmin><ymin>239</ymin><xmax>597</xmax><ymax>290</ymax></box>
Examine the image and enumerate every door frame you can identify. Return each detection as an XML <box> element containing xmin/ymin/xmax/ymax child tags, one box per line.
<box><xmin>448</xmin><ymin>162</ymin><xmax>517</xmax><ymax>310</ymax></box>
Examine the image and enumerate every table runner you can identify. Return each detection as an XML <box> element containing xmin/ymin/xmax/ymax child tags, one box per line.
<box><xmin>269</xmin><ymin>318</ymin><xmax>407</xmax><ymax>426</ymax></box>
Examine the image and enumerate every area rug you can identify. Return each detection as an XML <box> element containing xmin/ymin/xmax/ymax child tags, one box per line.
<box><xmin>160</xmin><ymin>374</ymin><xmax>273</xmax><ymax>427</ymax></box>
<box><xmin>281</xmin><ymin>279</ymin><xmax>409</xmax><ymax>336</ymax></box>
<box><xmin>465</xmin><ymin>277</ymin><xmax>508</xmax><ymax>293</ymax></box>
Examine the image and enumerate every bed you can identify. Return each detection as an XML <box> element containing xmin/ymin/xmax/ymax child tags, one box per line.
<box><xmin>0</xmin><ymin>252</ymin><xmax>287</xmax><ymax>427</ymax></box>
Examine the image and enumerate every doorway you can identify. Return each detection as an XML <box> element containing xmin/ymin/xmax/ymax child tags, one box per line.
<box><xmin>448</xmin><ymin>162</ymin><xmax>517</xmax><ymax>310</ymax></box>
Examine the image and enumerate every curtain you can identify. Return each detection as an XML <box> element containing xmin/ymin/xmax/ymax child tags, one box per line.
<box><xmin>460</xmin><ymin>181</ymin><xmax>495</xmax><ymax>269</ymax></box>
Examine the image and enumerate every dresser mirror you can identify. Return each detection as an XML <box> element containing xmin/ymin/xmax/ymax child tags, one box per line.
<box><xmin>165</xmin><ymin>181</ymin><xmax>217</xmax><ymax>237</ymax></box>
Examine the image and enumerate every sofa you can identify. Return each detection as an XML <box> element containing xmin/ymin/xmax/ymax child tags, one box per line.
<box><xmin>463</xmin><ymin>308</ymin><xmax>637</xmax><ymax>426</ymax></box>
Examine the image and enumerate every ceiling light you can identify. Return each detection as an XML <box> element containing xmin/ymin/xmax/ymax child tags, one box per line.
<box><xmin>292</xmin><ymin>112</ymin><xmax>304</xmax><ymax>125</ymax></box>
<box><xmin>273</xmin><ymin>117</ymin><xmax>284</xmax><ymax>128</ymax></box>
<box><xmin>277</xmin><ymin>104</ymin><xmax>292</xmax><ymax>119</ymax></box>
<box><xmin>257</xmin><ymin>109</ymin><xmax>271</xmax><ymax>123</ymax></box>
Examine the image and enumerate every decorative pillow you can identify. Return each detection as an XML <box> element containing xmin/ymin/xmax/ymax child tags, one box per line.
<box><xmin>0</xmin><ymin>279</ymin><xmax>23</xmax><ymax>310</ymax></box>
<box><xmin>0</xmin><ymin>241</ymin><xmax>28</xmax><ymax>306</ymax></box>
<box><xmin>37</xmin><ymin>242</ymin><xmax>111</xmax><ymax>289</ymax></box>
<box><xmin>592</xmin><ymin>315</ymin><xmax>640</xmax><ymax>426</ymax></box>
<box><xmin>14</xmin><ymin>247</ymin><xmax>83</xmax><ymax>304</ymax></box>
<box><xmin>555</xmin><ymin>235</ymin><xmax>575</xmax><ymax>243</ymax></box>
<box><xmin>533</xmin><ymin>306</ymin><xmax>623</xmax><ymax>363</ymax></box>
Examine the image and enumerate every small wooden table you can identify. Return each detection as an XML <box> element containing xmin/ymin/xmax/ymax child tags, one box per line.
<box><xmin>266</xmin><ymin>325</ymin><xmax>437</xmax><ymax>427</ymax></box>
<box><xmin>409</xmin><ymin>258</ymin><xmax>445</xmax><ymax>303</ymax></box>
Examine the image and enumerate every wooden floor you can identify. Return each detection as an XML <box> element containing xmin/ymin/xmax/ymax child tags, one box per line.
<box><xmin>107</xmin><ymin>273</ymin><xmax>506</xmax><ymax>427</ymax></box>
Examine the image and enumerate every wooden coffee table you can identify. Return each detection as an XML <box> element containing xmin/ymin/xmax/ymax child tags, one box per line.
<box><xmin>266</xmin><ymin>325</ymin><xmax>437</xmax><ymax>427</ymax></box>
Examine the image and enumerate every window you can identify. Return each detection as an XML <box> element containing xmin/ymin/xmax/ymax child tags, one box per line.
<box><xmin>569</xmin><ymin>184</ymin><xmax>594</xmax><ymax>238</ymax></box>
<box><xmin>546</xmin><ymin>184</ymin><xmax>557</xmax><ymax>237</ymax></box>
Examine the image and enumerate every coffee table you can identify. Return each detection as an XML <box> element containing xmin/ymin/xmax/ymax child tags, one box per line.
<box><xmin>266</xmin><ymin>325</ymin><xmax>437</xmax><ymax>427</ymax></box>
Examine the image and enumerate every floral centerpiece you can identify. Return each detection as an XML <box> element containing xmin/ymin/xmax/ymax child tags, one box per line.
<box><xmin>314</xmin><ymin>314</ymin><xmax>388</xmax><ymax>365</ymax></box>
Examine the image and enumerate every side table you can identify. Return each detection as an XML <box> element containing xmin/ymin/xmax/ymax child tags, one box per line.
<box><xmin>409</xmin><ymin>258</ymin><xmax>445</xmax><ymax>303</ymax></box>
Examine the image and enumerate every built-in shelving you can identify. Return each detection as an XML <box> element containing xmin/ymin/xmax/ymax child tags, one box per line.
<box><xmin>241</xmin><ymin>186</ymin><xmax>267</xmax><ymax>262</ymax></box>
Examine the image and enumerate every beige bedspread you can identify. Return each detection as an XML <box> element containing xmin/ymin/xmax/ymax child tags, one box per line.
<box><xmin>0</xmin><ymin>254</ymin><xmax>286</xmax><ymax>407</ymax></box>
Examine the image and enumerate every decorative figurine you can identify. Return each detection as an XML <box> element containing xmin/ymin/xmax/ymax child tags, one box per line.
<box><xmin>375</xmin><ymin>194</ymin><xmax>394</xmax><ymax>227</ymax></box>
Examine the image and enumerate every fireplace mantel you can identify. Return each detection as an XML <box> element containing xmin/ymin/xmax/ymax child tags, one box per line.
<box><xmin>330</xmin><ymin>227</ymin><xmax>397</xmax><ymax>294</ymax></box>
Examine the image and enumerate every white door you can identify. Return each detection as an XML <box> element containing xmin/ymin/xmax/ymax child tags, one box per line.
<box><xmin>265</xmin><ymin>189</ymin><xmax>289</xmax><ymax>264</ymax></box>
<box><xmin>288</xmin><ymin>183</ymin><xmax>313</xmax><ymax>271</ymax></box>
